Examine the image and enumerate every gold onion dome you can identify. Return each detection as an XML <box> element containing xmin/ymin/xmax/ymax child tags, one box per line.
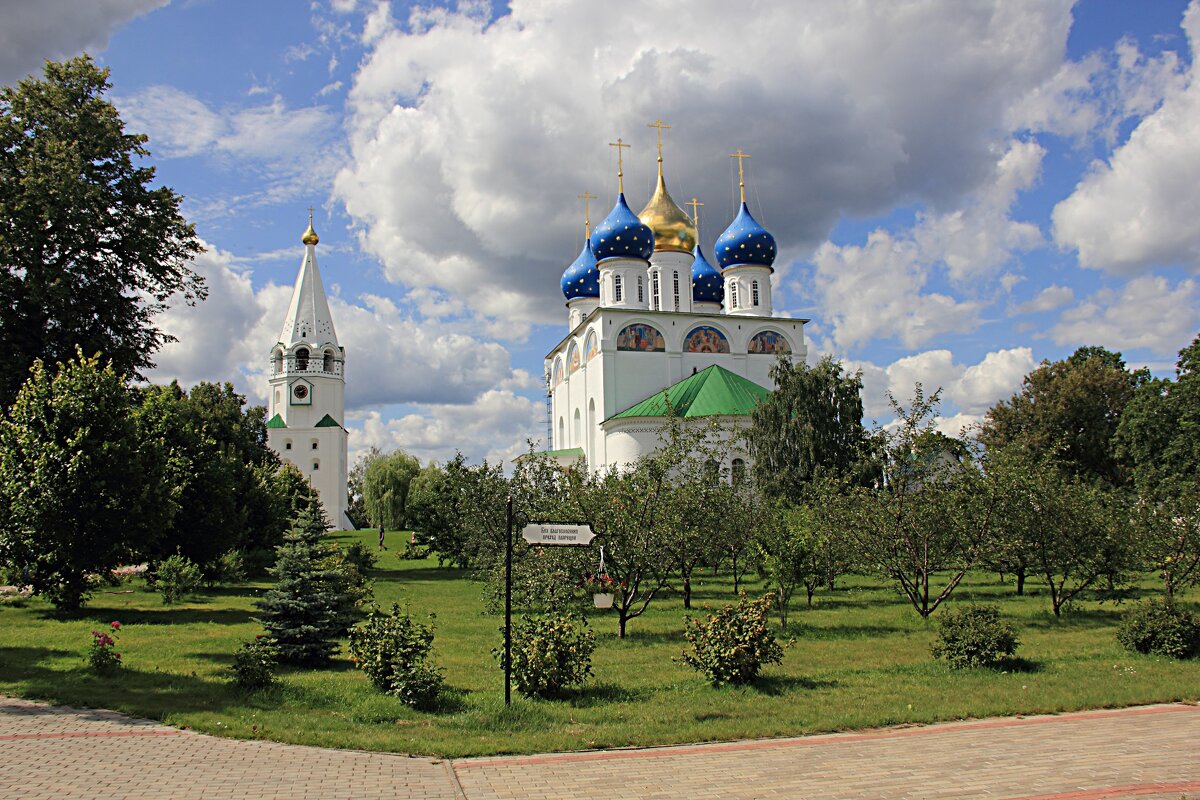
<box><xmin>638</xmin><ymin>169</ymin><xmax>697</xmax><ymax>254</ymax></box>
<box><xmin>301</xmin><ymin>217</ymin><xmax>319</xmax><ymax>246</ymax></box>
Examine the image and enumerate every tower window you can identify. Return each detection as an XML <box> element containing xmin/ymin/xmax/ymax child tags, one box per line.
<box><xmin>285</xmin><ymin>440</ymin><xmax>293</xmax><ymax>451</ymax></box>
<box><xmin>295</xmin><ymin>347</ymin><xmax>309</xmax><ymax>371</ymax></box>
<box><xmin>732</xmin><ymin>458</ymin><xmax>746</xmax><ymax>485</ymax></box>
<box><xmin>637</xmin><ymin>275</ymin><xmax>644</xmax><ymax>303</ymax></box>
<box><xmin>614</xmin><ymin>274</ymin><xmax>623</xmax><ymax>303</ymax></box>
<box><xmin>312</xmin><ymin>461</ymin><xmax>319</xmax><ymax>471</ymax></box>
<box><xmin>273</xmin><ymin>350</ymin><xmax>283</xmax><ymax>374</ymax></box>
<box><xmin>730</xmin><ymin>282</ymin><xmax>739</xmax><ymax>309</ymax></box>
<box><xmin>311</xmin><ymin>441</ymin><xmax>319</xmax><ymax>450</ymax></box>
<box><xmin>323</xmin><ymin>350</ymin><xmax>334</xmax><ymax>372</ymax></box>
<box><xmin>652</xmin><ymin>271</ymin><xmax>660</xmax><ymax>310</ymax></box>
<box><xmin>752</xmin><ymin>280</ymin><xmax>760</xmax><ymax>307</ymax></box>
<box><xmin>673</xmin><ymin>271</ymin><xmax>680</xmax><ymax>311</ymax></box>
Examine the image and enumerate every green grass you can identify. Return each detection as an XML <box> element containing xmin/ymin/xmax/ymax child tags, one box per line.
<box><xmin>2</xmin><ymin>529</ymin><xmax>1198</xmax><ymax>757</ymax></box>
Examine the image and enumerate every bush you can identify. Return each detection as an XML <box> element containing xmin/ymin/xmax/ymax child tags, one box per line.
<box><xmin>496</xmin><ymin>614</ymin><xmax>596</xmax><ymax>699</ymax></box>
<box><xmin>342</xmin><ymin>540</ymin><xmax>377</xmax><ymax>574</ymax></box>
<box><xmin>210</xmin><ymin>550</ymin><xmax>247</xmax><ymax>585</ymax></box>
<box><xmin>156</xmin><ymin>553</ymin><xmax>202</xmax><ymax>604</ymax></box>
<box><xmin>931</xmin><ymin>605</ymin><xmax>1019</xmax><ymax>669</ymax></box>
<box><xmin>88</xmin><ymin>621</ymin><xmax>122</xmax><ymax>674</ymax></box>
<box><xmin>229</xmin><ymin>635</ymin><xmax>279</xmax><ymax>690</ymax></box>
<box><xmin>348</xmin><ymin>604</ymin><xmax>444</xmax><ymax>708</ymax></box>
<box><xmin>1117</xmin><ymin>599</ymin><xmax>1200</xmax><ymax>659</ymax></box>
<box><xmin>679</xmin><ymin>593</ymin><xmax>783</xmax><ymax>686</ymax></box>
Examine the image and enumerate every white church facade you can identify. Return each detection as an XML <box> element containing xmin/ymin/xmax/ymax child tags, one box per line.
<box><xmin>265</xmin><ymin>216</ymin><xmax>354</xmax><ymax>530</ymax></box>
<box><xmin>546</xmin><ymin>133</ymin><xmax>808</xmax><ymax>471</ymax></box>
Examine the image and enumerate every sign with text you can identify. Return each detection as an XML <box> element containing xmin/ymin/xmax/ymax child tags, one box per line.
<box><xmin>521</xmin><ymin>523</ymin><xmax>595</xmax><ymax>546</ymax></box>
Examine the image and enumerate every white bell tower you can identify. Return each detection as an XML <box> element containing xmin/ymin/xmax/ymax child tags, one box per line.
<box><xmin>266</xmin><ymin>211</ymin><xmax>353</xmax><ymax>529</ymax></box>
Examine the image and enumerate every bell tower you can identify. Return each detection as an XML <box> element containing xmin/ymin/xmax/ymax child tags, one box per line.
<box><xmin>266</xmin><ymin>211</ymin><xmax>352</xmax><ymax>529</ymax></box>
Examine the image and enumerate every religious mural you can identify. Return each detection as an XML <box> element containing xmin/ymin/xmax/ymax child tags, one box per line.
<box><xmin>552</xmin><ymin>358</ymin><xmax>563</xmax><ymax>385</ymax></box>
<box><xmin>584</xmin><ymin>331</ymin><xmax>599</xmax><ymax>362</ymax></box>
<box><xmin>747</xmin><ymin>330</ymin><xmax>791</xmax><ymax>355</ymax></box>
<box><xmin>684</xmin><ymin>325</ymin><xmax>730</xmax><ymax>354</ymax></box>
<box><xmin>567</xmin><ymin>342</ymin><xmax>581</xmax><ymax>374</ymax></box>
<box><xmin>616</xmin><ymin>323</ymin><xmax>666</xmax><ymax>352</ymax></box>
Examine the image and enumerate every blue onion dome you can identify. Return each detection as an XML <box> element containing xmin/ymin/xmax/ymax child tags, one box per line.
<box><xmin>561</xmin><ymin>240</ymin><xmax>600</xmax><ymax>300</ymax></box>
<box><xmin>715</xmin><ymin>202</ymin><xmax>776</xmax><ymax>270</ymax></box>
<box><xmin>590</xmin><ymin>194</ymin><xmax>655</xmax><ymax>262</ymax></box>
<box><xmin>691</xmin><ymin>245</ymin><xmax>723</xmax><ymax>304</ymax></box>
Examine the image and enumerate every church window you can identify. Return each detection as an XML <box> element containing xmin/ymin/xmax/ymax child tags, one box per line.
<box><xmin>285</xmin><ymin>440</ymin><xmax>293</xmax><ymax>450</ymax></box>
<box><xmin>637</xmin><ymin>276</ymin><xmax>644</xmax><ymax>303</ymax></box>
<box><xmin>558</xmin><ymin>417</ymin><xmax>565</xmax><ymax>449</ymax></box>
<box><xmin>732</xmin><ymin>458</ymin><xmax>746</xmax><ymax>485</ymax></box>
<box><xmin>730</xmin><ymin>282</ymin><xmax>739</xmax><ymax>309</ymax></box>
<box><xmin>588</xmin><ymin>399</ymin><xmax>596</xmax><ymax>461</ymax></box>
<box><xmin>752</xmin><ymin>280</ymin><xmax>760</xmax><ymax>306</ymax></box>
<box><xmin>573</xmin><ymin>409</ymin><xmax>582</xmax><ymax>446</ymax></box>
<box><xmin>273</xmin><ymin>349</ymin><xmax>283</xmax><ymax>374</ymax></box>
<box><xmin>651</xmin><ymin>272</ymin><xmax>660</xmax><ymax>310</ymax></box>
<box><xmin>295</xmin><ymin>347</ymin><xmax>309</xmax><ymax>371</ymax></box>
<box><xmin>673</xmin><ymin>271</ymin><xmax>680</xmax><ymax>310</ymax></box>
<box><xmin>311</xmin><ymin>440</ymin><xmax>319</xmax><ymax>450</ymax></box>
<box><xmin>614</xmin><ymin>274</ymin><xmax>623</xmax><ymax>302</ymax></box>
<box><xmin>312</xmin><ymin>460</ymin><xmax>320</xmax><ymax>471</ymax></box>
<box><xmin>323</xmin><ymin>350</ymin><xmax>334</xmax><ymax>372</ymax></box>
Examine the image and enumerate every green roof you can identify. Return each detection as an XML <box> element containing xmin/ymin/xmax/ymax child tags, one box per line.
<box><xmin>314</xmin><ymin>414</ymin><xmax>342</xmax><ymax>428</ymax></box>
<box><xmin>540</xmin><ymin>447</ymin><xmax>584</xmax><ymax>458</ymax></box>
<box><xmin>610</xmin><ymin>365</ymin><xmax>770</xmax><ymax>420</ymax></box>
<box><xmin>265</xmin><ymin>414</ymin><xmax>287</xmax><ymax>429</ymax></box>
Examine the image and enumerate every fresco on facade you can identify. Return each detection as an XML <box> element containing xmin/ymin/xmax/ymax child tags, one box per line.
<box><xmin>567</xmin><ymin>342</ymin><xmax>581</xmax><ymax>374</ymax></box>
<box><xmin>584</xmin><ymin>331</ymin><xmax>599</xmax><ymax>362</ymax></box>
<box><xmin>616</xmin><ymin>323</ymin><xmax>666</xmax><ymax>352</ymax></box>
<box><xmin>748</xmin><ymin>330</ymin><xmax>791</xmax><ymax>355</ymax></box>
<box><xmin>552</xmin><ymin>358</ymin><xmax>563</xmax><ymax>385</ymax></box>
<box><xmin>684</xmin><ymin>325</ymin><xmax>730</xmax><ymax>354</ymax></box>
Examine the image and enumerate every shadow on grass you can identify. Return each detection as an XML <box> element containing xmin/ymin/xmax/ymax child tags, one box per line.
<box><xmin>567</xmin><ymin>682</ymin><xmax>649</xmax><ymax>707</ymax></box>
<box><xmin>1022</xmin><ymin>607</ymin><xmax>1124</xmax><ymax>630</ymax></box>
<box><xmin>366</xmin><ymin>567</ymin><xmax>470</xmax><ymax>583</ymax></box>
<box><xmin>753</xmin><ymin>674</ymin><xmax>838</xmax><ymax>694</ymax></box>
<box><xmin>788</xmin><ymin>623</ymin><xmax>909</xmax><ymax>640</ymax></box>
<box><xmin>42</xmin><ymin>607</ymin><xmax>257</xmax><ymax>627</ymax></box>
<box><xmin>996</xmin><ymin>657</ymin><xmax>1042</xmax><ymax>674</ymax></box>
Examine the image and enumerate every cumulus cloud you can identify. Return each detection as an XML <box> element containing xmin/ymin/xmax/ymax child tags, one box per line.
<box><xmin>333</xmin><ymin>0</ymin><xmax>1076</xmax><ymax>331</ymax></box>
<box><xmin>1052</xmin><ymin>3</ymin><xmax>1200</xmax><ymax>273</ymax></box>
<box><xmin>1050</xmin><ymin>276</ymin><xmax>1199</xmax><ymax>354</ymax></box>
<box><xmin>1014</xmin><ymin>284</ymin><xmax>1074</xmax><ymax>315</ymax></box>
<box><xmin>0</xmin><ymin>0</ymin><xmax>166</xmax><ymax>86</ymax></box>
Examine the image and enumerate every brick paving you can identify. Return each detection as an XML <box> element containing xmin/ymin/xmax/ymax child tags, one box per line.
<box><xmin>2</xmin><ymin>696</ymin><xmax>1198</xmax><ymax>799</ymax></box>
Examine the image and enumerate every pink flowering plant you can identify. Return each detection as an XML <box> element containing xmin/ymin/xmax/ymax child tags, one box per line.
<box><xmin>88</xmin><ymin>621</ymin><xmax>122</xmax><ymax>674</ymax></box>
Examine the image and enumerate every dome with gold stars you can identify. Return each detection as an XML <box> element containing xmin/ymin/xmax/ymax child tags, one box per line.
<box><xmin>561</xmin><ymin>240</ymin><xmax>600</xmax><ymax>300</ymax></box>
<box><xmin>691</xmin><ymin>245</ymin><xmax>723</xmax><ymax>304</ymax></box>
<box><xmin>590</xmin><ymin>194</ymin><xmax>655</xmax><ymax>262</ymax></box>
<box><xmin>715</xmin><ymin>202</ymin><xmax>775</xmax><ymax>271</ymax></box>
<box><xmin>638</xmin><ymin>172</ymin><xmax>697</xmax><ymax>254</ymax></box>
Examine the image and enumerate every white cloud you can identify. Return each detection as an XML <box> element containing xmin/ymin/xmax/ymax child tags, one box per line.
<box><xmin>334</xmin><ymin>0</ymin><xmax>1077</xmax><ymax>330</ymax></box>
<box><xmin>1014</xmin><ymin>284</ymin><xmax>1074</xmax><ymax>315</ymax></box>
<box><xmin>1050</xmin><ymin>275</ymin><xmax>1199</xmax><ymax>354</ymax></box>
<box><xmin>1052</xmin><ymin>3</ymin><xmax>1200</xmax><ymax>273</ymax></box>
<box><xmin>0</xmin><ymin>0</ymin><xmax>166</xmax><ymax>86</ymax></box>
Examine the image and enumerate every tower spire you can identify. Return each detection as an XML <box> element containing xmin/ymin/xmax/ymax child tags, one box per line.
<box><xmin>608</xmin><ymin>137</ymin><xmax>630</xmax><ymax>194</ymax></box>
<box><xmin>730</xmin><ymin>149</ymin><xmax>750</xmax><ymax>204</ymax></box>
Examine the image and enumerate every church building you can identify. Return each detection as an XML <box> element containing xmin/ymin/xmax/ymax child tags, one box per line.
<box><xmin>546</xmin><ymin>126</ymin><xmax>808</xmax><ymax>471</ymax></box>
<box><xmin>264</xmin><ymin>215</ymin><xmax>354</xmax><ymax>529</ymax></box>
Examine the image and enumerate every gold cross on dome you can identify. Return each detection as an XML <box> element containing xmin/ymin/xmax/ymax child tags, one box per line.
<box><xmin>686</xmin><ymin>197</ymin><xmax>703</xmax><ymax>227</ymax></box>
<box><xmin>609</xmin><ymin>137</ymin><xmax>631</xmax><ymax>194</ymax></box>
<box><xmin>729</xmin><ymin>149</ymin><xmax>750</xmax><ymax>203</ymax></box>
<box><xmin>578</xmin><ymin>191</ymin><xmax>597</xmax><ymax>238</ymax></box>
<box><xmin>647</xmin><ymin>118</ymin><xmax>671</xmax><ymax>162</ymax></box>
<box><xmin>307</xmin><ymin>206</ymin><xmax>315</xmax><ymax>224</ymax></box>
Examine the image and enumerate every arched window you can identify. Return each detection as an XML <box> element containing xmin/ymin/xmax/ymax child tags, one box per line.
<box><xmin>273</xmin><ymin>349</ymin><xmax>283</xmax><ymax>374</ymax></box>
<box><xmin>637</xmin><ymin>276</ymin><xmax>644</xmax><ymax>303</ymax></box>
<box><xmin>729</xmin><ymin>282</ymin><xmax>739</xmax><ymax>309</ymax></box>
<box><xmin>588</xmin><ymin>399</ymin><xmax>596</xmax><ymax>461</ymax></box>
<box><xmin>752</xmin><ymin>280</ymin><xmax>760</xmax><ymax>307</ymax></box>
<box><xmin>284</xmin><ymin>439</ymin><xmax>293</xmax><ymax>451</ymax></box>
<box><xmin>295</xmin><ymin>347</ymin><xmax>309</xmax><ymax>371</ymax></box>
<box><xmin>614</xmin><ymin>274</ymin><xmax>623</xmax><ymax>302</ymax></box>
<box><xmin>323</xmin><ymin>349</ymin><xmax>334</xmax><ymax>372</ymax></box>
<box><xmin>651</xmin><ymin>271</ymin><xmax>660</xmax><ymax>310</ymax></box>
<box><xmin>731</xmin><ymin>458</ymin><xmax>746</xmax><ymax>485</ymax></box>
<box><xmin>312</xmin><ymin>460</ymin><xmax>320</xmax><ymax>471</ymax></box>
<box><xmin>573</xmin><ymin>408</ymin><xmax>582</xmax><ymax>446</ymax></box>
<box><xmin>673</xmin><ymin>271</ymin><xmax>680</xmax><ymax>310</ymax></box>
<box><xmin>558</xmin><ymin>417</ymin><xmax>564</xmax><ymax>449</ymax></box>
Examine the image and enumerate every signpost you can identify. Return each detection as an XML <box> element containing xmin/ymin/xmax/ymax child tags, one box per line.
<box><xmin>503</xmin><ymin>506</ymin><xmax>597</xmax><ymax>705</ymax></box>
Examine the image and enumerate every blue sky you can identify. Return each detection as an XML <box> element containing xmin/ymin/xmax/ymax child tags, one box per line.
<box><xmin>4</xmin><ymin>0</ymin><xmax>1198</xmax><ymax>465</ymax></box>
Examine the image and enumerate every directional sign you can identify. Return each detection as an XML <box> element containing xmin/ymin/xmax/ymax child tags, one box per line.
<box><xmin>521</xmin><ymin>523</ymin><xmax>595</xmax><ymax>546</ymax></box>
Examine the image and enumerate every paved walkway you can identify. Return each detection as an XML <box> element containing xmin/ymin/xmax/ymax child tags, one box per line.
<box><xmin>2</xmin><ymin>696</ymin><xmax>1198</xmax><ymax>799</ymax></box>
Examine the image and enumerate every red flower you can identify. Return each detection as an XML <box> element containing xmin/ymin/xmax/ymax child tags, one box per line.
<box><xmin>111</xmin><ymin>621</ymin><xmax>121</xmax><ymax>630</ymax></box>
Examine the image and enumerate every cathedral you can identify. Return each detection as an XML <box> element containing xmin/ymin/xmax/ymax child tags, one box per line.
<box><xmin>264</xmin><ymin>215</ymin><xmax>354</xmax><ymax>530</ymax></box>
<box><xmin>546</xmin><ymin>127</ymin><xmax>808</xmax><ymax>471</ymax></box>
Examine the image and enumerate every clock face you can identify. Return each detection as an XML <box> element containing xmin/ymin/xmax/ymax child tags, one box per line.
<box><xmin>293</xmin><ymin>384</ymin><xmax>309</xmax><ymax>400</ymax></box>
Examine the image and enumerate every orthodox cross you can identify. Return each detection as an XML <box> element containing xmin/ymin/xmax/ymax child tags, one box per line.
<box><xmin>687</xmin><ymin>197</ymin><xmax>703</xmax><ymax>229</ymax></box>
<box><xmin>729</xmin><ymin>149</ymin><xmax>750</xmax><ymax>203</ymax></box>
<box><xmin>647</xmin><ymin>118</ymin><xmax>671</xmax><ymax>163</ymax></box>
<box><xmin>608</xmin><ymin>137</ymin><xmax>630</xmax><ymax>194</ymax></box>
<box><xmin>307</xmin><ymin>206</ymin><xmax>315</xmax><ymax>224</ymax></box>
<box><xmin>578</xmin><ymin>191</ymin><xmax>597</xmax><ymax>238</ymax></box>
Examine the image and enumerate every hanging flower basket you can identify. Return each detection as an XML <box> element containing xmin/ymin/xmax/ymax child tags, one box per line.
<box><xmin>593</xmin><ymin>592</ymin><xmax>614</xmax><ymax>609</ymax></box>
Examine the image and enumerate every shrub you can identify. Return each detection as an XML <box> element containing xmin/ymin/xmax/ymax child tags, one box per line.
<box><xmin>679</xmin><ymin>593</ymin><xmax>783</xmax><ymax>686</ymax></box>
<box><xmin>348</xmin><ymin>604</ymin><xmax>444</xmax><ymax>708</ymax></box>
<box><xmin>1117</xmin><ymin>599</ymin><xmax>1200</xmax><ymax>659</ymax></box>
<box><xmin>230</xmin><ymin>635</ymin><xmax>279</xmax><ymax>690</ymax></box>
<box><xmin>496</xmin><ymin>614</ymin><xmax>596</xmax><ymax>699</ymax></box>
<box><xmin>342</xmin><ymin>540</ymin><xmax>377</xmax><ymax>574</ymax></box>
<box><xmin>88</xmin><ymin>621</ymin><xmax>122</xmax><ymax>674</ymax></box>
<box><xmin>156</xmin><ymin>553</ymin><xmax>202</xmax><ymax>604</ymax></box>
<box><xmin>931</xmin><ymin>605</ymin><xmax>1019</xmax><ymax>669</ymax></box>
<box><xmin>211</xmin><ymin>550</ymin><xmax>247</xmax><ymax>585</ymax></box>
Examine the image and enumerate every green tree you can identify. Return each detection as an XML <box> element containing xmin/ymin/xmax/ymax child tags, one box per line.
<box><xmin>757</xmin><ymin>499</ymin><xmax>847</xmax><ymax>628</ymax></box>
<box><xmin>0</xmin><ymin>351</ymin><xmax>168</xmax><ymax>610</ymax></box>
<box><xmin>747</xmin><ymin>355</ymin><xmax>876</xmax><ymax>503</ymax></box>
<box><xmin>362</xmin><ymin>449</ymin><xmax>421</xmax><ymax>530</ymax></box>
<box><xmin>346</xmin><ymin>447</ymin><xmax>381</xmax><ymax>530</ymax></box>
<box><xmin>255</xmin><ymin>505</ymin><xmax>362</xmax><ymax>664</ymax></box>
<box><xmin>0</xmin><ymin>56</ymin><xmax>204</xmax><ymax>409</ymax></box>
<box><xmin>980</xmin><ymin>346</ymin><xmax>1148</xmax><ymax>487</ymax></box>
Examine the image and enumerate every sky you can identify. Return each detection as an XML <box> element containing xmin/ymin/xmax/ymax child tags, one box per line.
<box><xmin>3</xmin><ymin>0</ymin><xmax>1199</xmax><ymax>467</ymax></box>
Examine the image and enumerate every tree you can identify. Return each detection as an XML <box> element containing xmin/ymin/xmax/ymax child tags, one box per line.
<box><xmin>757</xmin><ymin>498</ymin><xmax>847</xmax><ymax>628</ymax></box>
<box><xmin>0</xmin><ymin>351</ymin><xmax>168</xmax><ymax>610</ymax></box>
<box><xmin>346</xmin><ymin>447</ymin><xmax>380</xmax><ymax>530</ymax></box>
<box><xmin>829</xmin><ymin>387</ymin><xmax>1000</xmax><ymax>619</ymax></box>
<box><xmin>255</xmin><ymin>505</ymin><xmax>361</xmax><ymax>664</ymax></box>
<box><xmin>0</xmin><ymin>56</ymin><xmax>205</xmax><ymax>408</ymax></box>
<box><xmin>980</xmin><ymin>346</ymin><xmax>1148</xmax><ymax>487</ymax></box>
<box><xmin>362</xmin><ymin>449</ymin><xmax>421</xmax><ymax>530</ymax></box>
<box><xmin>747</xmin><ymin>355</ymin><xmax>876</xmax><ymax>504</ymax></box>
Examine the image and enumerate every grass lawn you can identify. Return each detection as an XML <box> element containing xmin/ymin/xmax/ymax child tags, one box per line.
<box><xmin>2</xmin><ymin>528</ymin><xmax>1198</xmax><ymax>757</ymax></box>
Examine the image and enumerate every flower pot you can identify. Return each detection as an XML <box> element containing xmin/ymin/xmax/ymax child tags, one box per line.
<box><xmin>593</xmin><ymin>592</ymin><xmax>614</xmax><ymax>609</ymax></box>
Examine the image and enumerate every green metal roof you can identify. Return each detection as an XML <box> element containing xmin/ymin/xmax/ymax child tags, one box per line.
<box><xmin>610</xmin><ymin>365</ymin><xmax>770</xmax><ymax>420</ymax></box>
<box><xmin>314</xmin><ymin>414</ymin><xmax>342</xmax><ymax>428</ymax></box>
<box><xmin>265</xmin><ymin>414</ymin><xmax>287</xmax><ymax>429</ymax></box>
<box><xmin>540</xmin><ymin>447</ymin><xmax>585</xmax><ymax>457</ymax></box>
